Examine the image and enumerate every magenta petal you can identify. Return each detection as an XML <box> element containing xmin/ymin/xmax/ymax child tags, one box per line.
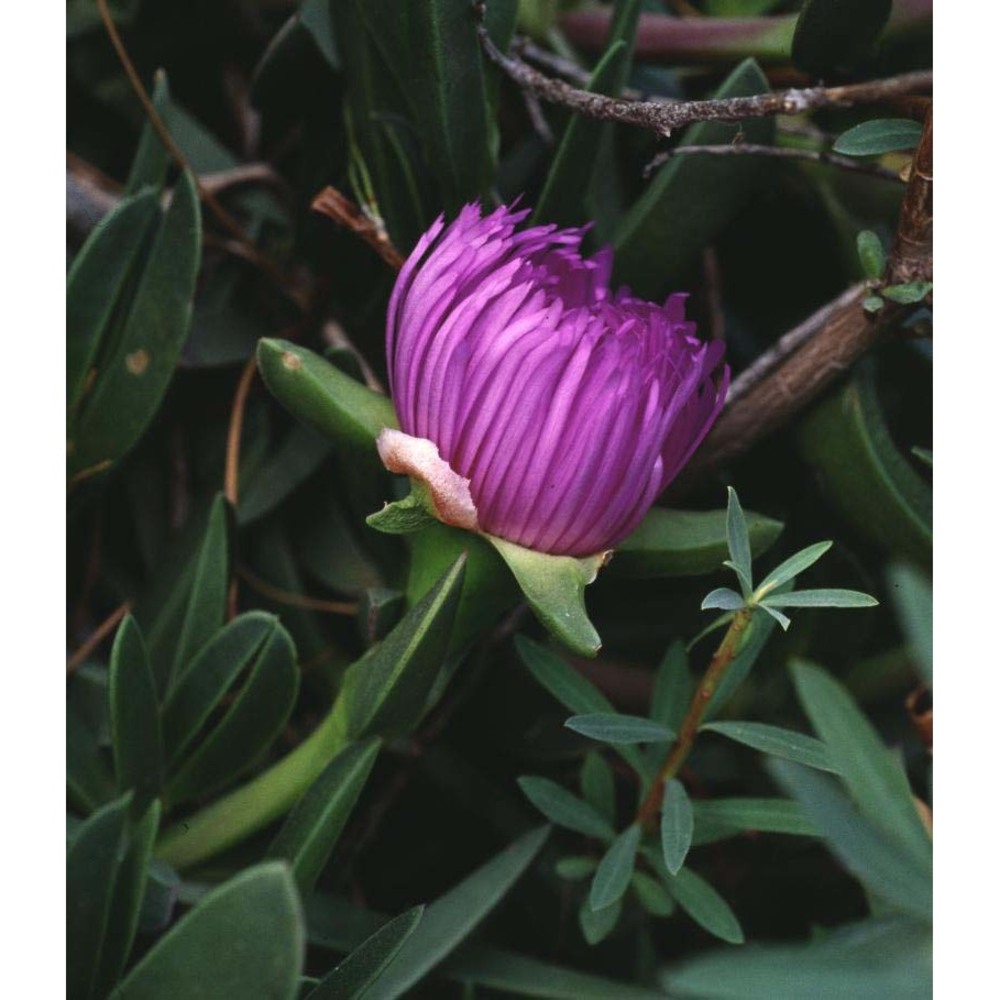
<box><xmin>383</xmin><ymin>203</ymin><xmax>729</xmax><ymax>557</ymax></box>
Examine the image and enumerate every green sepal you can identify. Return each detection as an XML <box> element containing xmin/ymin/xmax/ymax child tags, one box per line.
<box><xmin>486</xmin><ymin>535</ymin><xmax>607</xmax><ymax>658</ymax></box>
<box><xmin>367</xmin><ymin>483</ymin><xmax>438</xmax><ymax>535</ymax></box>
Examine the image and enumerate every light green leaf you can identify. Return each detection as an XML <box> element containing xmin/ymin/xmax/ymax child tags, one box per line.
<box><xmin>882</xmin><ymin>281</ymin><xmax>933</xmax><ymax>304</ymax></box>
<box><xmin>631</xmin><ymin>871</ymin><xmax>675</xmax><ymax>917</ymax></box>
<box><xmin>257</xmin><ymin>339</ymin><xmax>399</xmax><ymax>454</ymax></box>
<box><xmin>487</xmin><ymin>535</ymin><xmax>606</xmax><ymax>657</ymax></box>
<box><xmin>518</xmin><ymin>777</ymin><xmax>615</xmax><ymax>841</ymax></box>
<box><xmin>112</xmin><ymin>863</ymin><xmax>304</xmax><ymax>998</ymax></box>
<box><xmin>612</xmin><ymin>506</ymin><xmax>782</xmax><ymax>580</ymax></box>
<box><xmin>701</xmin><ymin>720</ymin><xmax>836</xmax><ymax>772</ymax></box>
<box><xmin>833</xmin><ymin>117</ymin><xmax>923</xmax><ymax>156</ymax></box>
<box><xmin>579</xmin><ymin>897</ymin><xmax>622</xmax><ymax>946</ymax></box>
<box><xmin>590</xmin><ymin>824</ymin><xmax>640</xmax><ymax>911</ymax></box>
<box><xmin>887</xmin><ymin>564</ymin><xmax>932</xmax><ymax>685</ymax></box>
<box><xmin>763</xmin><ymin>588</ymin><xmax>878</xmax><ymax>608</ymax></box>
<box><xmin>566</xmin><ymin>713</ymin><xmax>676</xmax><ymax>746</ymax></box>
<box><xmin>669</xmin><ymin>867</ymin><xmax>744</xmax><ymax>945</ymax></box>
<box><xmin>268</xmin><ymin>739</ymin><xmax>381</xmax><ymax>896</ymax></box>
<box><xmin>661</xmin><ymin>780</ymin><xmax>694</xmax><ymax>875</ymax></box>
<box><xmin>726</xmin><ymin>487</ymin><xmax>753</xmax><ymax>590</ymax></box>
<box><xmin>701</xmin><ymin>587</ymin><xmax>745</xmax><ymax>612</ymax></box>
<box><xmin>789</xmin><ymin>661</ymin><xmax>932</xmax><ymax>870</ymax></box>
<box><xmin>856</xmin><ymin>231</ymin><xmax>886</xmax><ymax>281</ymax></box>
<box><xmin>556</xmin><ymin>856</ymin><xmax>598</xmax><ymax>881</ymax></box>
<box><xmin>692</xmin><ymin>797</ymin><xmax>817</xmax><ymax>845</ymax></box>
<box><xmin>769</xmin><ymin>759</ymin><xmax>932</xmax><ymax>921</ymax></box>
<box><xmin>755</xmin><ymin>541</ymin><xmax>832</xmax><ymax>598</ymax></box>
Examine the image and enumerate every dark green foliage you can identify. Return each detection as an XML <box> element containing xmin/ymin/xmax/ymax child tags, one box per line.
<box><xmin>68</xmin><ymin>2</ymin><xmax>931</xmax><ymax>995</ymax></box>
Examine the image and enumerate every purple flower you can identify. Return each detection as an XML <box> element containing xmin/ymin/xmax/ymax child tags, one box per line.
<box><xmin>377</xmin><ymin>203</ymin><xmax>729</xmax><ymax>557</ymax></box>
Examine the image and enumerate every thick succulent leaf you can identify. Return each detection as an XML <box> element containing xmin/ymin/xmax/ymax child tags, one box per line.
<box><xmin>68</xmin><ymin>170</ymin><xmax>201</xmax><ymax>478</ymax></box>
<box><xmin>112</xmin><ymin>862</ymin><xmax>304</xmax><ymax>998</ymax></box>
<box><xmin>612</xmin><ymin>506</ymin><xmax>782</xmax><ymax>579</ymax></box>
<box><xmin>798</xmin><ymin>364</ymin><xmax>931</xmax><ymax>566</ymax></box>
<box><xmin>267</xmin><ymin>739</ymin><xmax>381</xmax><ymax>895</ymax></box>
<box><xmin>359</xmin><ymin>826</ymin><xmax>549</xmax><ymax>999</ymax></box>
<box><xmin>124</xmin><ymin>69</ymin><xmax>173</xmax><ymax>195</ymax></box>
<box><xmin>306</xmin><ymin>906</ymin><xmax>423</xmax><ymax>999</ymax></box>
<box><xmin>257</xmin><ymin>339</ymin><xmax>399</xmax><ymax>453</ymax></box>
<box><xmin>613</xmin><ymin>59</ymin><xmax>774</xmax><ymax>298</ymax></box>
<box><xmin>793</xmin><ymin>0</ymin><xmax>893</xmax><ymax>75</ymax></box>
<box><xmin>664</xmin><ymin>917</ymin><xmax>931</xmax><ymax>999</ymax></box>
<box><xmin>67</xmin><ymin>703</ymin><xmax>116</xmax><ymax>813</ymax></box>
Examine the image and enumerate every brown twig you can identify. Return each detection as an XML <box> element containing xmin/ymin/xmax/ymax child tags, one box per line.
<box><xmin>478</xmin><ymin>14</ymin><xmax>932</xmax><ymax>138</ymax></box>
<box><xmin>311</xmin><ymin>186</ymin><xmax>406</xmax><ymax>269</ymax></box>
<box><xmin>678</xmin><ymin>108</ymin><xmax>932</xmax><ymax>481</ymax></box>
<box><xmin>95</xmin><ymin>0</ymin><xmax>302</xmax><ymax>304</ymax></box>
<box><xmin>238</xmin><ymin>564</ymin><xmax>359</xmax><ymax>615</ymax></box>
<box><xmin>224</xmin><ymin>357</ymin><xmax>258</xmax><ymax>508</ymax></box>
<box><xmin>67</xmin><ymin>601</ymin><xmax>133</xmax><ymax>676</ymax></box>
<box><xmin>643</xmin><ymin>142</ymin><xmax>903</xmax><ymax>183</ymax></box>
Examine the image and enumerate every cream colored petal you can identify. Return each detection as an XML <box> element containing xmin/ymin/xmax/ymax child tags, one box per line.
<box><xmin>376</xmin><ymin>428</ymin><xmax>480</xmax><ymax>533</ymax></box>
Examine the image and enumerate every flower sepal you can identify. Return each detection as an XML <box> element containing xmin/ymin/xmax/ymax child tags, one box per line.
<box><xmin>366</xmin><ymin>484</ymin><xmax>439</xmax><ymax>535</ymax></box>
<box><xmin>486</xmin><ymin>536</ymin><xmax>610</xmax><ymax>658</ymax></box>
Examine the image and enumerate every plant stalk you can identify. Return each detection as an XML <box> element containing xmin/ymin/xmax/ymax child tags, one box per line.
<box><xmin>156</xmin><ymin>705</ymin><xmax>349</xmax><ymax>870</ymax></box>
<box><xmin>636</xmin><ymin>608</ymin><xmax>752</xmax><ymax>828</ymax></box>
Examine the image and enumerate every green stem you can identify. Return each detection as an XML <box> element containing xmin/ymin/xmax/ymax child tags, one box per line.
<box><xmin>156</xmin><ymin>705</ymin><xmax>348</xmax><ymax>870</ymax></box>
<box><xmin>636</xmin><ymin>608</ymin><xmax>752</xmax><ymax>828</ymax></box>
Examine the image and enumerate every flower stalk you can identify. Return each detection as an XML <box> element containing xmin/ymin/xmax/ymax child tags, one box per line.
<box><xmin>636</xmin><ymin>608</ymin><xmax>753</xmax><ymax>829</ymax></box>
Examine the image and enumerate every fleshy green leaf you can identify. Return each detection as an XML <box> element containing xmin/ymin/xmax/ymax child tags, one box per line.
<box><xmin>798</xmin><ymin>364</ymin><xmax>931</xmax><ymax>565</ymax></box>
<box><xmin>166</xmin><ymin>493</ymin><xmax>230</xmax><ymax>694</ymax></box>
<box><xmin>517</xmin><ymin>777</ymin><xmax>615</xmax><ymax>841</ymax></box>
<box><xmin>359</xmin><ymin>826</ymin><xmax>549</xmax><ymax>998</ymax></box>
<box><xmin>66</xmin><ymin>189</ymin><xmax>160</xmax><ymax>411</ymax></box>
<box><xmin>613</xmin><ymin>59</ymin><xmax>774</xmax><ymax>298</ymax></box>
<box><xmin>660</xmin><ymin>780</ymin><xmax>694</xmax><ymax>875</ymax></box>
<box><xmin>762</xmin><ymin>588</ymin><xmax>878</xmax><ymax>608</ymax></box>
<box><xmin>67</xmin><ymin>794</ymin><xmax>131</xmax><ymax>1000</ymax></box>
<box><xmin>124</xmin><ymin>69</ymin><xmax>173</xmax><ymax>196</ymax></box>
<box><xmin>590</xmin><ymin>824</ymin><xmax>640</xmax><ymax>910</ymax></box>
<box><xmin>267</xmin><ymin>739</ymin><xmax>381</xmax><ymax>896</ymax></box>
<box><xmin>67</xmin><ymin>702</ymin><xmax>116</xmax><ymax>813</ymax></box>
<box><xmin>887</xmin><ymin>564</ymin><xmax>932</xmax><ymax>685</ymax></box>
<box><xmin>339</xmin><ymin>555</ymin><xmax>466</xmax><ymax>738</ymax></box>
<box><xmin>113</xmin><ymin>862</ymin><xmax>304</xmax><ymax>998</ymax></box>
<box><xmin>701</xmin><ymin>720</ymin><xmax>836</xmax><ymax>772</ymax></box>
<box><xmin>612</xmin><ymin>507</ymin><xmax>782</xmax><ymax>580</ymax></box>
<box><xmin>789</xmin><ymin>661</ymin><xmax>932</xmax><ymax>870</ymax></box>
<box><xmin>257</xmin><ymin>339</ymin><xmax>399</xmax><ymax>453</ymax></box>
<box><xmin>566</xmin><ymin>713</ymin><xmax>676</xmax><ymax>746</ymax></box>
<box><xmin>769</xmin><ymin>759</ymin><xmax>932</xmax><ymax>921</ymax></box>
<box><xmin>68</xmin><ymin>170</ymin><xmax>201</xmax><ymax>478</ymax></box>
<box><xmin>306</xmin><ymin>906</ymin><xmax>423</xmax><ymax>1000</ymax></box>
<box><xmin>109</xmin><ymin>616</ymin><xmax>163</xmax><ymax>808</ymax></box>
<box><xmin>487</xmin><ymin>535</ymin><xmax>606</xmax><ymax>657</ymax></box>
<box><xmin>165</xmin><ymin>619</ymin><xmax>299</xmax><ymax>805</ymax></box>
<box><xmin>664</xmin><ymin>917</ymin><xmax>931</xmax><ymax>999</ymax></box>
<box><xmin>792</xmin><ymin>0</ymin><xmax>893</xmax><ymax>75</ymax></box>
<box><xmin>856</xmin><ymin>231</ymin><xmax>886</xmax><ymax>281</ymax></box>
<box><xmin>833</xmin><ymin>118</ymin><xmax>924</xmax><ymax>157</ymax></box>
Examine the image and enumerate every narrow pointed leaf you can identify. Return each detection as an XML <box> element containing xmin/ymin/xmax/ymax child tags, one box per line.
<box><xmin>67</xmin><ymin>703</ymin><xmax>116</xmax><ymax>813</ymax></box>
<box><xmin>725</xmin><ymin>487</ymin><xmax>752</xmax><ymax>590</ymax></box>
<box><xmin>669</xmin><ymin>867</ymin><xmax>744</xmax><ymax>945</ymax></box>
<box><xmin>769</xmin><ymin>759</ymin><xmax>932</xmax><ymax>921</ymax></box>
<box><xmin>518</xmin><ymin>777</ymin><xmax>615</xmax><ymax>841</ymax></box>
<box><xmin>67</xmin><ymin>794</ymin><xmax>131</xmax><ymax>1000</ymax></box>
<box><xmin>516</xmin><ymin>634</ymin><xmax>612</xmax><ymax>715</ymax></box>
<box><xmin>360</xmin><ymin>826</ymin><xmax>549</xmax><ymax>998</ymax></box>
<box><xmin>566</xmin><ymin>713</ymin><xmax>675</xmax><ymax>746</ymax></box>
<box><xmin>631</xmin><ymin>871</ymin><xmax>675</xmax><ymax>917</ymax></box>
<box><xmin>109</xmin><ymin>615</ymin><xmax>163</xmax><ymax>807</ymax></box>
<box><xmin>832</xmin><ymin>117</ymin><xmax>923</xmax><ymax>156</ymax></box>
<box><xmin>759</xmin><ymin>604</ymin><xmax>792</xmax><ymax>630</ymax></box>
<box><xmin>789</xmin><ymin>661</ymin><xmax>931</xmax><ymax>869</ymax></box>
<box><xmin>579</xmin><ymin>897</ymin><xmax>622</xmax><ymax>945</ymax></box>
<box><xmin>268</xmin><ymin>739</ymin><xmax>381</xmax><ymax>896</ymax></box>
<box><xmin>124</xmin><ymin>69</ymin><xmax>172</xmax><ymax>195</ymax></box>
<box><xmin>763</xmin><ymin>588</ymin><xmax>878</xmax><ymax>608</ymax></box>
<box><xmin>887</xmin><ymin>564</ymin><xmax>932</xmax><ymax>684</ymax></box>
<box><xmin>651</xmin><ymin>640</ymin><xmax>693</xmax><ymax>732</ymax></box>
<box><xmin>306</xmin><ymin>906</ymin><xmax>424</xmax><ymax>999</ymax></box>
<box><xmin>590</xmin><ymin>824</ymin><xmax>640</xmax><ymax>911</ymax></box>
<box><xmin>556</xmin><ymin>856</ymin><xmax>598</xmax><ymax>881</ymax></box>
<box><xmin>701</xmin><ymin>720</ymin><xmax>837</xmax><ymax>772</ymax></box>
<box><xmin>581</xmin><ymin>752</ymin><xmax>616</xmax><ymax>825</ymax></box>
<box><xmin>661</xmin><ymin>780</ymin><xmax>694</xmax><ymax>875</ymax></box>
<box><xmin>113</xmin><ymin>862</ymin><xmax>305</xmax><ymax>998</ymax></box>
<box><xmin>692</xmin><ymin>797</ymin><xmax>817</xmax><ymax>845</ymax></box>
<box><xmin>756</xmin><ymin>541</ymin><xmax>833</xmax><ymax>597</ymax></box>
